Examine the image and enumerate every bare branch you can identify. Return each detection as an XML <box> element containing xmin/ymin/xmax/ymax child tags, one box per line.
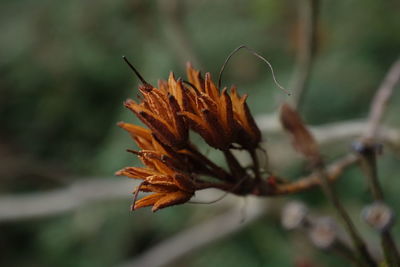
<box><xmin>290</xmin><ymin>0</ymin><xmax>319</xmax><ymax>109</ymax></box>
<box><xmin>118</xmin><ymin>154</ymin><xmax>359</xmax><ymax>267</ymax></box>
<box><xmin>0</xmin><ymin>179</ymin><xmax>134</xmax><ymax>222</ymax></box>
<box><xmin>269</xmin><ymin>154</ymin><xmax>358</xmax><ymax>196</ymax></box>
<box><xmin>256</xmin><ymin>115</ymin><xmax>400</xmax><ymax>148</ymax></box>
<box><xmin>119</xmin><ymin>197</ymin><xmax>268</xmax><ymax>267</ymax></box>
<box><xmin>364</xmin><ymin>57</ymin><xmax>400</xmax><ymax>139</ymax></box>
<box><xmin>0</xmin><ymin>119</ymin><xmax>399</xmax><ymax>222</ymax></box>
<box><xmin>356</xmin><ymin>57</ymin><xmax>400</xmax><ymax>265</ymax></box>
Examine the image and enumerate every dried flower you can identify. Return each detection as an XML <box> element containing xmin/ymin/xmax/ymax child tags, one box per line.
<box><xmin>124</xmin><ymin>80</ymin><xmax>188</xmax><ymax>150</ymax></box>
<box><xmin>230</xmin><ymin>86</ymin><xmax>261</xmax><ymax>149</ymax></box>
<box><xmin>178</xmin><ymin>64</ymin><xmax>235</xmax><ymax>150</ymax></box>
<box><xmin>116</xmin><ymin>152</ymin><xmax>195</xmax><ymax>211</ymax></box>
<box><xmin>180</xmin><ymin>63</ymin><xmax>261</xmax><ymax>150</ymax></box>
<box><xmin>117</xmin><ymin>60</ymin><xmax>266</xmax><ymax>211</ymax></box>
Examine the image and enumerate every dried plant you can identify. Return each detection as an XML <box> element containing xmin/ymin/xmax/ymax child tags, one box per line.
<box><xmin>117</xmin><ymin>50</ymin><xmax>400</xmax><ymax>266</ymax></box>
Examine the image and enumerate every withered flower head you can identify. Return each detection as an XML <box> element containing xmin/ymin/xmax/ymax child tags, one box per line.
<box><xmin>116</xmin><ymin>152</ymin><xmax>195</xmax><ymax>212</ymax></box>
<box><xmin>124</xmin><ymin>78</ymin><xmax>188</xmax><ymax>150</ymax></box>
<box><xmin>117</xmin><ymin>59</ymin><xmax>265</xmax><ymax>211</ymax></box>
<box><xmin>180</xmin><ymin>63</ymin><xmax>260</xmax><ymax>150</ymax></box>
<box><xmin>230</xmin><ymin>86</ymin><xmax>262</xmax><ymax>149</ymax></box>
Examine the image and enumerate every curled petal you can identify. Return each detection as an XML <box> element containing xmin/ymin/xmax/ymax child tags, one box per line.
<box><xmin>139</xmin><ymin>184</ymin><xmax>180</xmax><ymax>193</ymax></box>
<box><xmin>146</xmin><ymin>175</ymin><xmax>177</xmax><ymax>186</ymax></box>
<box><xmin>115</xmin><ymin>167</ymin><xmax>157</xmax><ymax>179</ymax></box>
<box><xmin>152</xmin><ymin>191</ymin><xmax>193</xmax><ymax>212</ymax></box>
<box><xmin>133</xmin><ymin>193</ymin><xmax>165</xmax><ymax>210</ymax></box>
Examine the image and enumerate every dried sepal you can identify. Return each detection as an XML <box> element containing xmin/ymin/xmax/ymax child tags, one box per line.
<box><xmin>280</xmin><ymin>103</ymin><xmax>320</xmax><ymax>162</ymax></box>
<box><xmin>117</xmin><ymin>149</ymin><xmax>195</xmax><ymax>211</ymax></box>
<box><xmin>133</xmin><ymin>193</ymin><xmax>164</xmax><ymax>210</ymax></box>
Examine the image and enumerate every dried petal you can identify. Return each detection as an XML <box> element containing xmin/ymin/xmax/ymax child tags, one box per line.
<box><xmin>152</xmin><ymin>190</ymin><xmax>193</xmax><ymax>212</ymax></box>
<box><xmin>133</xmin><ymin>193</ymin><xmax>164</xmax><ymax>210</ymax></box>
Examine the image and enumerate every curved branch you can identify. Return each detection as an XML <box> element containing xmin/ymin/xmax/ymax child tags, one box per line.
<box><xmin>119</xmin><ymin>197</ymin><xmax>268</xmax><ymax>267</ymax></box>
<box><xmin>0</xmin><ymin>179</ymin><xmax>133</xmax><ymax>222</ymax></box>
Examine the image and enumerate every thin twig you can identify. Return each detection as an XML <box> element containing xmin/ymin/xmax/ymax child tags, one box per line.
<box><xmin>268</xmin><ymin>154</ymin><xmax>358</xmax><ymax>196</ymax></box>
<box><xmin>187</xmin><ymin>144</ymin><xmax>232</xmax><ymax>181</ymax></box>
<box><xmin>290</xmin><ymin>0</ymin><xmax>319</xmax><ymax>109</ymax></box>
<box><xmin>364</xmin><ymin>57</ymin><xmax>400</xmax><ymax>139</ymax></box>
<box><xmin>0</xmin><ymin>179</ymin><xmax>133</xmax><ymax>222</ymax></box>
<box><xmin>315</xmin><ymin>163</ymin><xmax>376</xmax><ymax>267</ymax></box>
<box><xmin>256</xmin><ymin>115</ymin><xmax>400</xmax><ymax>150</ymax></box>
<box><xmin>119</xmin><ymin>197</ymin><xmax>268</xmax><ymax>267</ymax></box>
<box><xmin>250</xmin><ymin>149</ymin><xmax>261</xmax><ymax>182</ymax></box>
<box><xmin>356</xmin><ymin>57</ymin><xmax>400</xmax><ymax>266</ymax></box>
<box><xmin>0</xmin><ymin>121</ymin><xmax>399</xmax><ymax>222</ymax></box>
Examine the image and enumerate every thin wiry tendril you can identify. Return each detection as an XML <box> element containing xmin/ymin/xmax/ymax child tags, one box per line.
<box><xmin>218</xmin><ymin>45</ymin><xmax>291</xmax><ymax>95</ymax></box>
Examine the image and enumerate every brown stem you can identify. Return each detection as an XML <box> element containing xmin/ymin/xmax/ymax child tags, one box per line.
<box><xmin>262</xmin><ymin>154</ymin><xmax>358</xmax><ymax>196</ymax></box>
<box><xmin>186</xmin><ymin>144</ymin><xmax>232</xmax><ymax>181</ymax></box>
<box><xmin>332</xmin><ymin>240</ymin><xmax>365</xmax><ymax>267</ymax></box>
<box><xmin>249</xmin><ymin>149</ymin><xmax>261</xmax><ymax>182</ymax></box>
<box><xmin>223</xmin><ymin>150</ymin><xmax>246</xmax><ymax>181</ymax></box>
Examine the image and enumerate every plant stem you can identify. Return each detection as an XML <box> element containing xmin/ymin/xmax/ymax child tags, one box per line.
<box><xmin>249</xmin><ymin>149</ymin><xmax>261</xmax><ymax>182</ymax></box>
<box><xmin>187</xmin><ymin>144</ymin><xmax>232</xmax><ymax>182</ymax></box>
<box><xmin>223</xmin><ymin>150</ymin><xmax>246</xmax><ymax>180</ymax></box>
<box><xmin>315</xmin><ymin>162</ymin><xmax>376</xmax><ymax>267</ymax></box>
<box><xmin>358</xmin><ymin>144</ymin><xmax>400</xmax><ymax>266</ymax></box>
<box><xmin>332</xmin><ymin>241</ymin><xmax>365</xmax><ymax>267</ymax></box>
<box><xmin>290</xmin><ymin>0</ymin><xmax>319</xmax><ymax>110</ymax></box>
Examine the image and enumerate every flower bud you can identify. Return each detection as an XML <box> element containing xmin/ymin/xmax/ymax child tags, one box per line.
<box><xmin>309</xmin><ymin>217</ymin><xmax>337</xmax><ymax>249</ymax></box>
<box><xmin>361</xmin><ymin>201</ymin><xmax>395</xmax><ymax>232</ymax></box>
<box><xmin>281</xmin><ymin>201</ymin><xmax>309</xmax><ymax>230</ymax></box>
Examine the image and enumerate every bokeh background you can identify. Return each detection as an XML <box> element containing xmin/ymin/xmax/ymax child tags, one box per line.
<box><xmin>1</xmin><ymin>0</ymin><xmax>400</xmax><ymax>266</ymax></box>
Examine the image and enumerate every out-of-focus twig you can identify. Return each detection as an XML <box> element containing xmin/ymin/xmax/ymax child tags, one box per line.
<box><xmin>364</xmin><ymin>57</ymin><xmax>400</xmax><ymax>139</ymax></box>
<box><xmin>0</xmin><ymin>153</ymin><xmax>353</xmax><ymax>222</ymax></box>
<box><xmin>0</xmin><ymin>179</ymin><xmax>134</xmax><ymax>222</ymax></box>
<box><xmin>119</xmin><ymin>153</ymin><xmax>361</xmax><ymax>267</ymax></box>
<box><xmin>119</xmin><ymin>197</ymin><xmax>268</xmax><ymax>267</ymax></box>
<box><xmin>280</xmin><ymin>103</ymin><xmax>376</xmax><ymax>266</ymax></box>
<box><xmin>157</xmin><ymin>0</ymin><xmax>202</xmax><ymax>68</ymax></box>
<box><xmin>0</xmin><ymin>119</ymin><xmax>399</xmax><ymax>222</ymax></box>
<box><xmin>270</xmin><ymin>154</ymin><xmax>358</xmax><ymax>196</ymax></box>
<box><xmin>256</xmin><ymin>115</ymin><xmax>400</xmax><ymax>149</ymax></box>
<box><xmin>356</xmin><ymin>57</ymin><xmax>400</xmax><ymax>266</ymax></box>
<box><xmin>290</xmin><ymin>0</ymin><xmax>319</xmax><ymax>109</ymax></box>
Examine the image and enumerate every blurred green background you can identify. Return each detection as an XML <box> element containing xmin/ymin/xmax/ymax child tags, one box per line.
<box><xmin>1</xmin><ymin>0</ymin><xmax>399</xmax><ymax>266</ymax></box>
